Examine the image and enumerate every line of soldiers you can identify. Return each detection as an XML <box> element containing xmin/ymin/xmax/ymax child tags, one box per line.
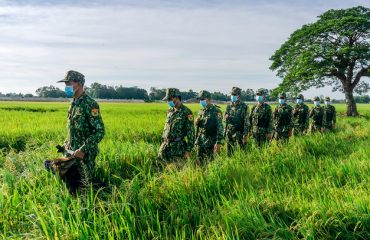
<box><xmin>158</xmin><ymin>87</ymin><xmax>336</xmax><ymax>164</ymax></box>
<box><xmin>50</xmin><ymin>70</ymin><xmax>336</xmax><ymax>193</ymax></box>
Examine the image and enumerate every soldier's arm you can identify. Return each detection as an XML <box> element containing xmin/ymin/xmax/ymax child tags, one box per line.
<box><xmin>224</xmin><ymin>105</ymin><xmax>230</xmax><ymax>123</ymax></box>
<box><xmin>305</xmin><ymin>107</ymin><xmax>309</xmax><ymax>129</ymax></box>
<box><xmin>243</xmin><ymin>105</ymin><xmax>250</xmax><ymax>136</ymax></box>
<box><xmin>267</xmin><ymin>106</ymin><xmax>273</xmax><ymax>133</ymax></box>
<box><xmin>289</xmin><ymin>106</ymin><xmax>294</xmax><ymax>128</ymax></box>
<box><xmin>216</xmin><ymin>110</ymin><xmax>224</xmax><ymax>144</ymax></box>
<box><xmin>80</xmin><ymin>102</ymin><xmax>105</xmax><ymax>153</ymax></box>
<box><xmin>333</xmin><ymin>106</ymin><xmax>337</xmax><ymax>124</ymax></box>
<box><xmin>185</xmin><ymin>110</ymin><xmax>195</xmax><ymax>152</ymax></box>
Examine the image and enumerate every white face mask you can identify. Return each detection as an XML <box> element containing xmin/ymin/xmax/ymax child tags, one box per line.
<box><xmin>325</xmin><ymin>101</ymin><xmax>330</xmax><ymax>105</ymax></box>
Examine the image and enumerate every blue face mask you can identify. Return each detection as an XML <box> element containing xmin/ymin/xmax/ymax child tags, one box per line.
<box><xmin>256</xmin><ymin>95</ymin><xmax>263</xmax><ymax>102</ymax></box>
<box><xmin>231</xmin><ymin>95</ymin><xmax>238</xmax><ymax>102</ymax></box>
<box><xmin>314</xmin><ymin>101</ymin><xmax>320</xmax><ymax>106</ymax></box>
<box><xmin>278</xmin><ymin>99</ymin><xmax>285</xmax><ymax>105</ymax></box>
<box><xmin>200</xmin><ymin>100</ymin><xmax>207</xmax><ymax>108</ymax></box>
<box><xmin>65</xmin><ymin>86</ymin><xmax>74</xmax><ymax>97</ymax></box>
<box><xmin>296</xmin><ymin>99</ymin><xmax>303</xmax><ymax>104</ymax></box>
<box><xmin>168</xmin><ymin>100</ymin><xmax>175</xmax><ymax>108</ymax></box>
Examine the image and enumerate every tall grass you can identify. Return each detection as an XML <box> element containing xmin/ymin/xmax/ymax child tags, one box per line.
<box><xmin>0</xmin><ymin>102</ymin><xmax>369</xmax><ymax>239</ymax></box>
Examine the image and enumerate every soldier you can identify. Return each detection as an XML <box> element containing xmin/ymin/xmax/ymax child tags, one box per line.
<box><xmin>158</xmin><ymin>88</ymin><xmax>195</xmax><ymax>162</ymax></box>
<box><xmin>309</xmin><ymin>96</ymin><xmax>324</xmax><ymax>133</ymax></box>
<box><xmin>322</xmin><ymin>97</ymin><xmax>336</xmax><ymax>132</ymax></box>
<box><xmin>292</xmin><ymin>94</ymin><xmax>309</xmax><ymax>135</ymax></box>
<box><xmin>273</xmin><ymin>92</ymin><xmax>293</xmax><ymax>141</ymax></box>
<box><xmin>195</xmin><ymin>90</ymin><xmax>224</xmax><ymax>164</ymax></box>
<box><xmin>224</xmin><ymin>87</ymin><xmax>249</xmax><ymax>155</ymax></box>
<box><xmin>249</xmin><ymin>89</ymin><xmax>273</xmax><ymax>147</ymax></box>
<box><xmin>57</xmin><ymin>70</ymin><xmax>105</xmax><ymax>193</ymax></box>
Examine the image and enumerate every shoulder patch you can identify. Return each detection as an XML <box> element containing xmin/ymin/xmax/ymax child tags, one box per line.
<box><xmin>218</xmin><ymin>112</ymin><xmax>222</xmax><ymax>119</ymax></box>
<box><xmin>91</xmin><ymin>108</ymin><xmax>99</xmax><ymax>117</ymax></box>
<box><xmin>188</xmin><ymin>114</ymin><xmax>194</xmax><ymax>121</ymax></box>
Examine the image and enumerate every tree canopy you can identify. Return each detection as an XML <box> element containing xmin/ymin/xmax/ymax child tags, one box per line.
<box><xmin>270</xmin><ymin>6</ymin><xmax>370</xmax><ymax>116</ymax></box>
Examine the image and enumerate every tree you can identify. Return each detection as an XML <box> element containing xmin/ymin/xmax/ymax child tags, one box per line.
<box><xmin>35</xmin><ymin>86</ymin><xmax>66</xmax><ymax>98</ymax></box>
<box><xmin>270</xmin><ymin>6</ymin><xmax>370</xmax><ymax>116</ymax></box>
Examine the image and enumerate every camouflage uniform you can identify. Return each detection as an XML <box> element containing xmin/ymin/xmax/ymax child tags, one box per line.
<box><xmin>249</xmin><ymin>89</ymin><xmax>273</xmax><ymax>147</ymax></box>
<box><xmin>195</xmin><ymin>91</ymin><xmax>224</xmax><ymax>162</ymax></box>
<box><xmin>309</xmin><ymin>96</ymin><xmax>324</xmax><ymax>133</ymax></box>
<box><xmin>292</xmin><ymin>94</ymin><xmax>309</xmax><ymax>135</ymax></box>
<box><xmin>158</xmin><ymin>88</ymin><xmax>195</xmax><ymax>162</ymax></box>
<box><xmin>224</xmin><ymin>87</ymin><xmax>249</xmax><ymax>155</ymax></box>
<box><xmin>273</xmin><ymin>93</ymin><xmax>293</xmax><ymax>141</ymax></box>
<box><xmin>322</xmin><ymin>97</ymin><xmax>336</xmax><ymax>131</ymax></box>
<box><xmin>58</xmin><ymin>70</ymin><xmax>105</xmax><ymax>192</ymax></box>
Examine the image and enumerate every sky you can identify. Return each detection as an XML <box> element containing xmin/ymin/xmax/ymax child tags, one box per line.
<box><xmin>0</xmin><ymin>0</ymin><xmax>368</xmax><ymax>98</ymax></box>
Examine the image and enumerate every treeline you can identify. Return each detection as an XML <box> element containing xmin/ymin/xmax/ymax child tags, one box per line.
<box><xmin>1</xmin><ymin>84</ymin><xmax>369</xmax><ymax>103</ymax></box>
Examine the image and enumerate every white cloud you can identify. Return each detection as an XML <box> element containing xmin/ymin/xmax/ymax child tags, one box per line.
<box><xmin>0</xmin><ymin>1</ymin><xmax>368</xmax><ymax>98</ymax></box>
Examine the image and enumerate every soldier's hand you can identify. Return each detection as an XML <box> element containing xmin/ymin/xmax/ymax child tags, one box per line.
<box><xmin>288</xmin><ymin>130</ymin><xmax>292</xmax><ymax>137</ymax></box>
<box><xmin>73</xmin><ymin>149</ymin><xmax>85</xmax><ymax>160</ymax></box>
<box><xmin>242</xmin><ymin>135</ymin><xmax>248</xmax><ymax>145</ymax></box>
<box><xmin>266</xmin><ymin>133</ymin><xmax>273</xmax><ymax>140</ymax></box>
<box><xmin>184</xmin><ymin>151</ymin><xmax>191</xmax><ymax>159</ymax></box>
<box><xmin>224</xmin><ymin>114</ymin><xmax>229</xmax><ymax>121</ymax></box>
<box><xmin>195</xmin><ymin>117</ymin><xmax>201</xmax><ymax>125</ymax></box>
<box><xmin>214</xmin><ymin>144</ymin><xmax>221</xmax><ymax>154</ymax></box>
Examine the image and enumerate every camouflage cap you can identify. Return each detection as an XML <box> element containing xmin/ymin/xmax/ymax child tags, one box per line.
<box><xmin>325</xmin><ymin>96</ymin><xmax>330</xmax><ymax>101</ymax></box>
<box><xmin>256</xmin><ymin>88</ymin><xmax>265</xmax><ymax>96</ymax></box>
<box><xmin>57</xmin><ymin>70</ymin><xmax>85</xmax><ymax>85</ymax></box>
<box><xmin>278</xmin><ymin>92</ymin><xmax>286</xmax><ymax>99</ymax></box>
<box><xmin>197</xmin><ymin>90</ymin><xmax>211</xmax><ymax>100</ymax></box>
<box><xmin>162</xmin><ymin>88</ymin><xmax>181</xmax><ymax>101</ymax></box>
<box><xmin>313</xmin><ymin>96</ymin><xmax>320</xmax><ymax>101</ymax></box>
<box><xmin>296</xmin><ymin>94</ymin><xmax>304</xmax><ymax>100</ymax></box>
<box><xmin>231</xmin><ymin>87</ymin><xmax>242</xmax><ymax>96</ymax></box>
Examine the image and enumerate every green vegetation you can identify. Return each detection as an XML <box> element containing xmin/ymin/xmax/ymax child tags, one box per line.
<box><xmin>0</xmin><ymin>102</ymin><xmax>369</xmax><ymax>239</ymax></box>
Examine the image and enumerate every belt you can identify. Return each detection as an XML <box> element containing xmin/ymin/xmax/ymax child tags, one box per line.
<box><xmin>164</xmin><ymin>137</ymin><xmax>183</xmax><ymax>142</ymax></box>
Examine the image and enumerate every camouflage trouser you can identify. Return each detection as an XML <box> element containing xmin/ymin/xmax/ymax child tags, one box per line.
<box><xmin>293</xmin><ymin>126</ymin><xmax>307</xmax><ymax>136</ymax></box>
<box><xmin>226</xmin><ymin>131</ymin><xmax>244</xmax><ymax>156</ymax></box>
<box><xmin>62</xmin><ymin>153</ymin><xmax>96</xmax><ymax>193</ymax></box>
<box><xmin>196</xmin><ymin>145</ymin><xmax>214</xmax><ymax>164</ymax></box>
<box><xmin>322</xmin><ymin>124</ymin><xmax>334</xmax><ymax>132</ymax></box>
<box><xmin>158</xmin><ymin>141</ymin><xmax>186</xmax><ymax>163</ymax></box>
<box><xmin>251</xmin><ymin>129</ymin><xmax>269</xmax><ymax>147</ymax></box>
<box><xmin>273</xmin><ymin>128</ymin><xmax>292</xmax><ymax>142</ymax></box>
<box><xmin>309</xmin><ymin>124</ymin><xmax>322</xmax><ymax>133</ymax></box>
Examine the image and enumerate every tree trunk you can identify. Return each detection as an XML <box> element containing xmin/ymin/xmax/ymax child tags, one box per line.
<box><xmin>344</xmin><ymin>89</ymin><xmax>358</xmax><ymax>116</ymax></box>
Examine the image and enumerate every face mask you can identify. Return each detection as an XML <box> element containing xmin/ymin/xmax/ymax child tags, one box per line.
<box><xmin>314</xmin><ymin>101</ymin><xmax>320</xmax><ymax>106</ymax></box>
<box><xmin>231</xmin><ymin>95</ymin><xmax>238</xmax><ymax>102</ymax></box>
<box><xmin>296</xmin><ymin>99</ymin><xmax>303</xmax><ymax>104</ymax></box>
<box><xmin>168</xmin><ymin>101</ymin><xmax>175</xmax><ymax>108</ymax></box>
<box><xmin>65</xmin><ymin>86</ymin><xmax>74</xmax><ymax>97</ymax></box>
<box><xmin>256</xmin><ymin>95</ymin><xmax>263</xmax><ymax>102</ymax></box>
<box><xmin>278</xmin><ymin>99</ymin><xmax>285</xmax><ymax>105</ymax></box>
<box><xmin>200</xmin><ymin>100</ymin><xmax>207</xmax><ymax>108</ymax></box>
<box><xmin>325</xmin><ymin>101</ymin><xmax>330</xmax><ymax>105</ymax></box>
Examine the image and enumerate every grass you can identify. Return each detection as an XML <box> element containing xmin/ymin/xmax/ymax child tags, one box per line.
<box><xmin>0</xmin><ymin>101</ymin><xmax>369</xmax><ymax>239</ymax></box>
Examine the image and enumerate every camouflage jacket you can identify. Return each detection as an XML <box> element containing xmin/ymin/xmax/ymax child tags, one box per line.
<box><xmin>224</xmin><ymin>101</ymin><xmax>249</xmax><ymax>136</ymax></box>
<box><xmin>323</xmin><ymin>105</ymin><xmax>336</xmax><ymax>127</ymax></box>
<box><xmin>293</xmin><ymin>103</ymin><xmax>309</xmax><ymax>129</ymax></box>
<box><xmin>64</xmin><ymin>93</ymin><xmax>105</xmax><ymax>155</ymax></box>
<box><xmin>195</xmin><ymin>104</ymin><xmax>224</xmax><ymax>146</ymax></box>
<box><xmin>249</xmin><ymin>102</ymin><xmax>273</xmax><ymax>134</ymax></box>
<box><xmin>162</xmin><ymin>103</ymin><xmax>195</xmax><ymax>152</ymax></box>
<box><xmin>309</xmin><ymin>106</ymin><xmax>324</xmax><ymax>126</ymax></box>
<box><xmin>273</xmin><ymin>103</ymin><xmax>293</xmax><ymax>132</ymax></box>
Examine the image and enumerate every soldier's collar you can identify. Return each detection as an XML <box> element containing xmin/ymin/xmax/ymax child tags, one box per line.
<box><xmin>73</xmin><ymin>92</ymin><xmax>86</xmax><ymax>104</ymax></box>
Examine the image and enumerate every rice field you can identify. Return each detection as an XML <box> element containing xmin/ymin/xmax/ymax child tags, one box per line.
<box><xmin>0</xmin><ymin>101</ymin><xmax>369</xmax><ymax>239</ymax></box>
